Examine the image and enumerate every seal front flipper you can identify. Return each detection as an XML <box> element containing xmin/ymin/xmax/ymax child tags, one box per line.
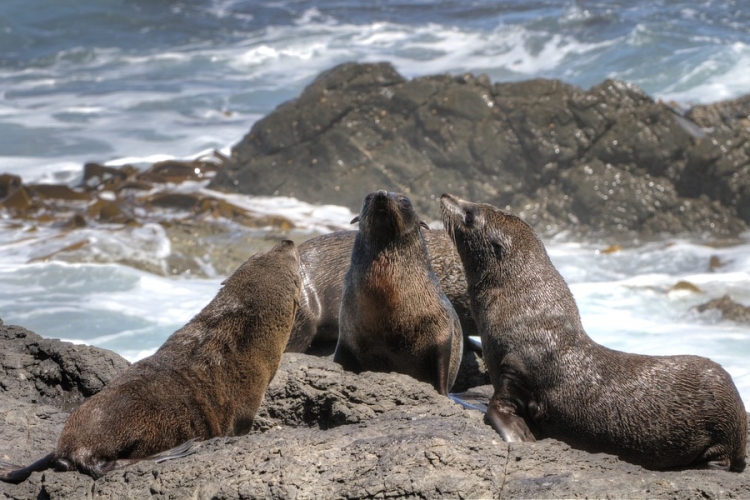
<box><xmin>449</xmin><ymin>394</ymin><xmax>487</xmax><ymax>412</ymax></box>
<box><xmin>434</xmin><ymin>326</ymin><xmax>461</xmax><ymax>396</ymax></box>
<box><xmin>333</xmin><ymin>341</ymin><xmax>362</xmax><ymax>373</ymax></box>
<box><xmin>487</xmin><ymin>394</ymin><xmax>536</xmax><ymax>442</ymax></box>
<box><xmin>0</xmin><ymin>453</ymin><xmax>56</xmax><ymax>484</ymax></box>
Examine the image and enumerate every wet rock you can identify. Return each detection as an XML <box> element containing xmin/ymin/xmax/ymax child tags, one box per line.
<box><xmin>669</xmin><ymin>281</ymin><xmax>703</xmax><ymax>294</ymax></box>
<box><xmin>0</xmin><ymin>174</ymin><xmax>23</xmax><ymax>199</ymax></box>
<box><xmin>211</xmin><ymin>63</ymin><xmax>750</xmax><ymax>238</ymax></box>
<box><xmin>695</xmin><ymin>295</ymin><xmax>750</xmax><ymax>324</ymax></box>
<box><xmin>0</xmin><ymin>152</ymin><xmax>307</xmax><ymax>277</ymax></box>
<box><xmin>1</xmin><ymin>325</ymin><xmax>749</xmax><ymax>499</ymax></box>
<box><xmin>0</xmin><ymin>324</ymin><xmax>129</xmax><ymax>411</ymax></box>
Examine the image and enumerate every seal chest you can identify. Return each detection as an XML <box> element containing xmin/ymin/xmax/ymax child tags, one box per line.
<box><xmin>440</xmin><ymin>193</ymin><xmax>747</xmax><ymax>472</ymax></box>
<box><xmin>1</xmin><ymin>240</ymin><xmax>302</xmax><ymax>482</ymax></box>
<box><xmin>286</xmin><ymin>227</ymin><xmax>476</xmax><ymax>353</ymax></box>
<box><xmin>334</xmin><ymin>190</ymin><xmax>463</xmax><ymax>395</ymax></box>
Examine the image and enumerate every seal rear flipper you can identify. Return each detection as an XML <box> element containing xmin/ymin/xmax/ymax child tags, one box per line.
<box><xmin>151</xmin><ymin>438</ymin><xmax>197</xmax><ymax>464</ymax></box>
<box><xmin>0</xmin><ymin>453</ymin><xmax>56</xmax><ymax>484</ymax></box>
<box><xmin>690</xmin><ymin>440</ymin><xmax>747</xmax><ymax>473</ymax></box>
<box><xmin>96</xmin><ymin>439</ymin><xmax>198</xmax><ymax>476</ymax></box>
<box><xmin>487</xmin><ymin>396</ymin><xmax>535</xmax><ymax>442</ymax></box>
<box><xmin>434</xmin><ymin>341</ymin><xmax>456</xmax><ymax>396</ymax></box>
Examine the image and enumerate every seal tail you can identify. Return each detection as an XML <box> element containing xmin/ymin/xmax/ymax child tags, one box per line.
<box><xmin>0</xmin><ymin>453</ymin><xmax>56</xmax><ymax>484</ymax></box>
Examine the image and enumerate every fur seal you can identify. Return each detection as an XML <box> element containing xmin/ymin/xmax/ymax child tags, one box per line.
<box><xmin>440</xmin><ymin>193</ymin><xmax>747</xmax><ymax>471</ymax></box>
<box><xmin>334</xmin><ymin>190</ymin><xmax>463</xmax><ymax>395</ymax></box>
<box><xmin>0</xmin><ymin>240</ymin><xmax>301</xmax><ymax>482</ymax></box>
<box><xmin>288</xmin><ymin>229</ymin><xmax>475</xmax><ymax>353</ymax></box>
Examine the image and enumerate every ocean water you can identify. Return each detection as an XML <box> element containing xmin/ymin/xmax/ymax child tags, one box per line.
<box><xmin>1</xmin><ymin>0</ymin><xmax>749</xmax><ymax>403</ymax></box>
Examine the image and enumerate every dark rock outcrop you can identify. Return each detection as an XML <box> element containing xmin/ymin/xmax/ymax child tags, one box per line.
<box><xmin>1</xmin><ymin>324</ymin><xmax>749</xmax><ymax>499</ymax></box>
<box><xmin>211</xmin><ymin>62</ymin><xmax>750</xmax><ymax>238</ymax></box>
<box><xmin>0</xmin><ymin>324</ymin><xmax>129</xmax><ymax>410</ymax></box>
<box><xmin>696</xmin><ymin>295</ymin><xmax>750</xmax><ymax>324</ymax></box>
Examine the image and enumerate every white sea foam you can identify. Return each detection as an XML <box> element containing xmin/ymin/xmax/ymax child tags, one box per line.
<box><xmin>658</xmin><ymin>42</ymin><xmax>750</xmax><ymax>104</ymax></box>
<box><xmin>1</xmin><ymin>4</ymin><xmax>748</xmax><ymax>186</ymax></box>
<box><xmin>0</xmin><ymin>260</ymin><xmax>223</xmax><ymax>357</ymax></box>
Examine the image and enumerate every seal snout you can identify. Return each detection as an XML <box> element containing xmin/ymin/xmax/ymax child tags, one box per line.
<box><xmin>439</xmin><ymin>193</ymin><xmax>461</xmax><ymax>214</ymax></box>
<box><xmin>440</xmin><ymin>192</ymin><xmax>468</xmax><ymax>227</ymax></box>
<box><xmin>373</xmin><ymin>190</ymin><xmax>391</xmax><ymax>210</ymax></box>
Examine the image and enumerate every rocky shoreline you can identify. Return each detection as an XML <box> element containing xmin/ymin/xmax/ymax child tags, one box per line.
<box><xmin>3</xmin><ymin>66</ymin><xmax>750</xmax><ymax>280</ymax></box>
<box><xmin>1</xmin><ymin>323</ymin><xmax>748</xmax><ymax>499</ymax></box>
<box><xmin>212</xmin><ymin>62</ymin><xmax>750</xmax><ymax>240</ymax></box>
<box><xmin>2</xmin><ymin>66</ymin><xmax>750</xmax><ymax>498</ymax></box>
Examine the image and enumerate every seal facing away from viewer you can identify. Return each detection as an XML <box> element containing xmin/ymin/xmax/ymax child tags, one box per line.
<box><xmin>287</xmin><ymin>228</ymin><xmax>475</xmax><ymax>353</ymax></box>
<box><xmin>440</xmin><ymin>193</ymin><xmax>747</xmax><ymax>471</ymax></box>
<box><xmin>334</xmin><ymin>190</ymin><xmax>463</xmax><ymax>395</ymax></box>
<box><xmin>0</xmin><ymin>240</ymin><xmax>301</xmax><ymax>482</ymax></box>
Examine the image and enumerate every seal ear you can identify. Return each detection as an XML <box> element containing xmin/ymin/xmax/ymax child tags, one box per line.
<box><xmin>419</xmin><ymin>220</ymin><xmax>430</xmax><ymax>230</ymax></box>
<box><xmin>491</xmin><ymin>240</ymin><xmax>505</xmax><ymax>260</ymax></box>
<box><xmin>350</xmin><ymin>216</ymin><xmax>360</xmax><ymax>224</ymax></box>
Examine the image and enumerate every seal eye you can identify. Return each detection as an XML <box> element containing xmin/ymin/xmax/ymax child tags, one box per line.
<box><xmin>465</xmin><ymin>211</ymin><xmax>475</xmax><ymax>226</ymax></box>
<box><xmin>399</xmin><ymin>197</ymin><xmax>412</xmax><ymax>209</ymax></box>
<box><xmin>491</xmin><ymin>241</ymin><xmax>504</xmax><ymax>259</ymax></box>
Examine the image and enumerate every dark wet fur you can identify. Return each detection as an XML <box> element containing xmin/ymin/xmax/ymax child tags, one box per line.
<box><xmin>440</xmin><ymin>193</ymin><xmax>747</xmax><ymax>472</ymax></box>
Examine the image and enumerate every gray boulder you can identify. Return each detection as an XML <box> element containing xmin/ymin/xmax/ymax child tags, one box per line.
<box><xmin>211</xmin><ymin>62</ymin><xmax>750</xmax><ymax>238</ymax></box>
<box><xmin>1</xmin><ymin>324</ymin><xmax>748</xmax><ymax>499</ymax></box>
<box><xmin>0</xmin><ymin>324</ymin><xmax>129</xmax><ymax>409</ymax></box>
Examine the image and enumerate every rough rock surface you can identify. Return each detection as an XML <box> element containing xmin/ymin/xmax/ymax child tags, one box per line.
<box><xmin>695</xmin><ymin>295</ymin><xmax>750</xmax><ymax>324</ymax></box>
<box><xmin>0</xmin><ymin>324</ymin><xmax>129</xmax><ymax>410</ymax></box>
<box><xmin>211</xmin><ymin>62</ymin><xmax>750</xmax><ymax>238</ymax></box>
<box><xmin>1</xmin><ymin>324</ymin><xmax>748</xmax><ymax>499</ymax></box>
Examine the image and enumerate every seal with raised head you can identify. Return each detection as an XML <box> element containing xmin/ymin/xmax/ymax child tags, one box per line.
<box><xmin>287</xmin><ymin>229</ymin><xmax>475</xmax><ymax>353</ymax></box>
<box><xmin>334</xmin><ymin>190</ymin><xmax>463</xmax><ymax>395</ymax></box>
<box><xmin>440</xmin><ymin>193</ymin><xmax>747</xmax><ymax>471</ymax></box>
<box><xmin>0</xmin><ymin>240</ymin><xmax>301</xmax><ymax>482</ymax></box>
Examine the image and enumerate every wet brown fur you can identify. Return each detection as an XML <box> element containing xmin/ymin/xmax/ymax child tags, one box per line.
<box><xmin>440</xmin><ymin>193</ymin><xmax>747</xmax><ymax>471</ymax></box>
<box><xmin>287</xmin><ymin>229</ymin><xmax>475</xmax><ymax>353</ymax></box>
<box><xmin>0</xmin><ymin>240</ymin><xmax>301</xmax><ymax>481</ymax></box>
<box><xmin>334</xmin><ymin>190</ymin><xmax>463</xmax><ymax>395</ymax></box>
